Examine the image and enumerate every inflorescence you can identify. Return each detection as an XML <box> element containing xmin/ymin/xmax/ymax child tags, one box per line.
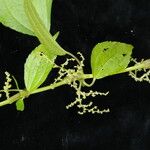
<box><xmin>129</xmin><ymin>59</ymin><xmax>150</xmax><ymax>83</ymax></box>
<box><xmin>54</xmin><ymin>52</ymin><xmax>110</xmax><ymax>115</ymax></box>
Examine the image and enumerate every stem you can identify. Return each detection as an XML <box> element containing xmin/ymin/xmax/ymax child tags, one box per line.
<box><xmin>83</xmin><ymin>78</ymin><xmax>96</xmax><ymax>87</ymax></box>
<box><xmin>82</xmin><ymin>74</ymin><xmax>93</xmax><ymax>79</ymax></box>
<box><xmin>31</xmin><ymin>78</ymin><xmax>68</xmax><ymax>94</ymax></box>
<box><xmin>31</xmin><ymin>74</ymin><xmax>94</xmax><ymax>94</ymax></box>
<box><xmin>3</xmin><ymin>59</ymin><xmax>148</xmax><ymax>108</ymax></box>
<box><xmin>119</xmin><ymin>59</ymin><xmax>150</xmax><ymax>74</ymax></box>
<box><xmin>0</xmin><ymin>74</ymin><xmax>94</xmax><ymax>107</ymax></box>
<box><xmin>1</xmin><ymin>58</ymin><xmax>149</xmax><ymax>108</ymax></box>
<box><xmin>0</xmin><ymin>90</ymin><xmax>28</xmax><ymax>107</ymax></box>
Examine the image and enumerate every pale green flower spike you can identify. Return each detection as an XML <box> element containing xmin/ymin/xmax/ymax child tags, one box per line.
<box><xmin>0</xmin><ymin>0</ymin><xmax>150</xmax><ymax>114</ymax></box>
<box><xmin>3</xmin><ymin>72</ymin><xmax>12</xmax><ymax>99</ymax></box>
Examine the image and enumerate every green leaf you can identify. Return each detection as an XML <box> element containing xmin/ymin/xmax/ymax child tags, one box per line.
<box><xmin>24</xmin><ymin>0</ymin><xmax>67</xmax><ymax>56</ymax></box>
<box><xmin>0</xmin><ymin>0</ymin><xmax>52</xmax><ymax>35</ymax></box>
<box><xmin>24</xmin><ymin>44</ymin><xmax>55</xmax><ymax>92</ymax></box>
<box><xmin>91</xmin><ymin>41</ymin><xmax>133</xmax><ymax>79</ymax></box>
<box><xmin>16</xmin><ymin>98</ymin><xmax>24</xmax><ymax>111</ymax></box>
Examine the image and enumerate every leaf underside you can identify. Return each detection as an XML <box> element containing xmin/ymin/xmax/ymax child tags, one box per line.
<box><xmin>24</xmin><ymin>0</ymin><xmax>67</xmax><ymax>56</ymax></box>
<box><xmin>91</xmin><ymin>41</ymin><xmax>133</xmax><ymax>79</ymax></box>
<box><xmin>0</xmin><ymin>0</ymin><xmax>52</xmax><ymax>35</ymax></box>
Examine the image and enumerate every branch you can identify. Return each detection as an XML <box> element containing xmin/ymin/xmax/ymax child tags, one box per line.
<box><xmin>0</xmin><ymin>74</ymin><xmax>94</xmax><ymax>107</ymax></box>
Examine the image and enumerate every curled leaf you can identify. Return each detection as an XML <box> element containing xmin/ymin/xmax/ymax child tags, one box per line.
<box><xmin>91</xmin><ymin>41</ymin><xmax>133</xmax><ymax>79</ymax></box>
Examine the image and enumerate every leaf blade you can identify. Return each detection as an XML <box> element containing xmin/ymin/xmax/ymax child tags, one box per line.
<box><xmin>24</xmin><ymin>0</ymin><xmax>67</xmax><ymax>56</ymax></box>
<box><xmin>0</xmin><ymin>0</ymin><xmax>52</xmax><ymax>35</ymax></box>
<box><xmin>24</xmin><ymin>44</ymin><xmax>55</xmax><ymax>92</ymax></box>
<box><xmin>16</xmin><ymin>98</ymin><xmax>24</xmax><ymax>111</ymax></box>
<box><xmin>91</xmin><ymin>41</ymin><xmax>133</xmax><ymax>79</ymax></box>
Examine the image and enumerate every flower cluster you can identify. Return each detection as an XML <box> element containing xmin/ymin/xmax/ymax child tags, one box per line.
<box><xmin>3</xmin><ymin>72</ymin><xmax>12</xmax><ymax>99</ymax></box>
<box><xmin>66</xmin><ymin>81</ymin><xmax>109</xmax><ymax>115</ymax></box>
<box><xmin>129</xmin><ymin>59</ymin><xmax>150</xmax><ymax>83</ymax></box>
<box><xmin>54</xmin><ymin>53</ymin><xmax>110</xmax><ymax>115</ymax></box>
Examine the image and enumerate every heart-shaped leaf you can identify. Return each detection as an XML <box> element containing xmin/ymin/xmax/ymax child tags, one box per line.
<box><xmin>24</xmin><ymin>44</ymin><xmax>55</xmax><ymax>92</ymax></box>
<box><xmin>91</xmin><ymin>41</ymin><xmax>133</xmax><ymax>79</ymax></box>
<box><xmin>0</xmin><ymin>0</ymin><xmax>52</xmax><ymax>35</ymax></box>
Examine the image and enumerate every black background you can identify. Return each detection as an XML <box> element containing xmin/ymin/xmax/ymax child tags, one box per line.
<box><xmin>0</xmin><ymin>0</ymin><xmax>150</xmax><ymax>149</ymax></box>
